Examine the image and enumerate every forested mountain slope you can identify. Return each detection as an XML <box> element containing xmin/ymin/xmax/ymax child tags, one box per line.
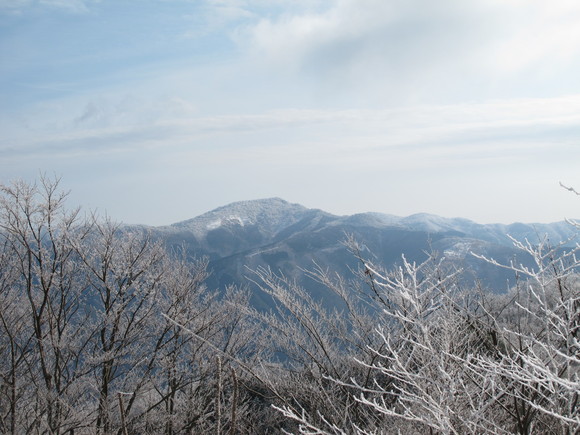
<box><xmin>148</xmin><ymin>198</ymin><xmax>577</xmax><ymax>305</ymax></box>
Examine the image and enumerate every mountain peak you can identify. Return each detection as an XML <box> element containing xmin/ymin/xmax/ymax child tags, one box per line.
<box><xmin>171</xmin><ymin>198</ymin><xmax>311</xmax><ymax>237</ymax></box>
<box><xmin>209</xmin><ymin>197</ymin><xmax>293</xmax><ymax>213</ymax></box>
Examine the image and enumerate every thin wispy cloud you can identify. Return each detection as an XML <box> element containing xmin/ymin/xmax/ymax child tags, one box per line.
<box><xmin>4</xmin><ymin>97</ymin><xmax>579</xmax><ymax>161</ymax></box>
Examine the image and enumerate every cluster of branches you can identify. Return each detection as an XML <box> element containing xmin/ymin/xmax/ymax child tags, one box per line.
<box><xmin>1</xmin><ymin>177</ymin><xmax>578</xmax><ymax>434</ymax></box>
<box><xmin>253</xmin><ymin>235</ymin><xmax>579</xmax><ymax>434</ymax></box>
<box><xmin>0</xmin><ymin>177</ymin><xmax>271</xmax><ymax>434</ymax></box>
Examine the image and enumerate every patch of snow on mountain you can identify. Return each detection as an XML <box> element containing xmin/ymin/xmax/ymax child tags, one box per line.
<box><xmin>248</xmin><ymin>246</ymin><xmax>279</xmax><ymax>258</ymax></box>
<box><xmin>444</xmin><ymin>241</ymin><xmax>473</xmax><ymax>260</ymax></box>
<box><xmin>170</xmin><ymin>198</ymin><xmax>311</xmax><ymax>238</ymax></box>
<box><xmin>402</xmin><ymin>213</ymin><xmax>463</xmax><ymax>233</ymax></box>
<box><xmin>206</xmin><ymin>216</ymin><xmax>246</xmax><ymax>230</ymax></box>
<box><xmin>207</xmin><ymin>219</ymin><xmax>222</xmax><ymax>230</ymax></box>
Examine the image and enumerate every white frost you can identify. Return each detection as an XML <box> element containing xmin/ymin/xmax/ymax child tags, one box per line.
<box><xmin>206</xmin><ymin>219</ymin><xmax>222</xmax><ymax>230</ymax></box>
<box><xmin>206</xmin><ymin>215</ymin><xmax>246</xmax><ymax>230</ymax></box>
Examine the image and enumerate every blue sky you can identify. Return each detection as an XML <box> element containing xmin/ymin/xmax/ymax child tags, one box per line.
<box><xmin>1</xmin><ymin>0</ymin><xmax>580</xmax><ymax>225</ymax></box>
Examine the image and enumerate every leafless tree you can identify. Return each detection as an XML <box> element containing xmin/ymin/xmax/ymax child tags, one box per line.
<box><xmin>0</xmin><ymin>233</ymin><xmax>32</xmax><ymax>433</ymax></box>
<box><xmin>472</xmin><ymin>236</ymin><xmax>580</xmax><ymax>434</ymax></box>
<box><xmin>260</xmin><ymin>234</ymin><xmax>579</xmax><ymax>434</ymax></box>
<box><xmin>0</xmin><ymin>177</ymin><xmax>261</xmax><ymax>434</ymax></box>
<box><xmin>0</xmin><ymin>176</ymin><xmax>94</xmax><ymax>433</ymax></box>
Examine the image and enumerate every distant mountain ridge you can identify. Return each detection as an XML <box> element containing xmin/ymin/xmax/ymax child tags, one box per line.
<box><xmin>147</xmin><ymin>198</ymin><xmax>578</xmax><ymax>308</ymax></box>
<box><xmin>165</xmin><ymin>197</ymin><xmax>576</xmax><ymax>247</ymax></box>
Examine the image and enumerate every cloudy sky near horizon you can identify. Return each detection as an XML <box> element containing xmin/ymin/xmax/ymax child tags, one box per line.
<box><xmin>1</xmin><ymin>0</ymin><xmax>580</xmax><ymax>225</ymax></box>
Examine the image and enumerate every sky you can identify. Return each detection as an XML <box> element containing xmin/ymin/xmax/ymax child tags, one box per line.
<box><xmin>1</xmin><ymin>0</ymin><xmax>580</xmax><ymax>225</ymax></box>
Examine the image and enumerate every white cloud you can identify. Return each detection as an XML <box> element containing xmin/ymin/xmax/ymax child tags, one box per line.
<box><xmin>234</xmin><ymin>0</ymin><xmax>580</xmax><ymax>103</ymax></box>
<box><xmin>240</xmin><ymin>0</ymin><xmax>403</xmax><ymax>69</ymax></box>
<box><xmin>477</xmin><ymin>1</ymin><xmax>580</xmax><ymax>74</ymax></box>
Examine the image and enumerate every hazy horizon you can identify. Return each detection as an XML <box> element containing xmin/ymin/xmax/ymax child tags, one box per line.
<box><xmin>2</xmin><ymin>1</ymin><xmax>580</xmax><ymax>225</ymax></box>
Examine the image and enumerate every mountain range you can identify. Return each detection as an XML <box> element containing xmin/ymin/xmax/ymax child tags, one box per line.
<box><xmin>145</xmin><ymin>198</ymin><xmax>578</xmax><ymax>309</ymax></box>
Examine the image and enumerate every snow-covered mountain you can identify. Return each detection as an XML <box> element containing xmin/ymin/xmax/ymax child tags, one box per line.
<box><xmin>166</xmin><ymin>198</ymin><xmax>576</xmax><ymax>247</ymax></box>
<box><xmin>170</xmin><ymin>198</ymin><xmax>312</xmax><ymax>239</ymax></box>
<box><xmin>148</xmin><ymin>198</ymin><xmax>578</xmax><ymax>308</ymax></box>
